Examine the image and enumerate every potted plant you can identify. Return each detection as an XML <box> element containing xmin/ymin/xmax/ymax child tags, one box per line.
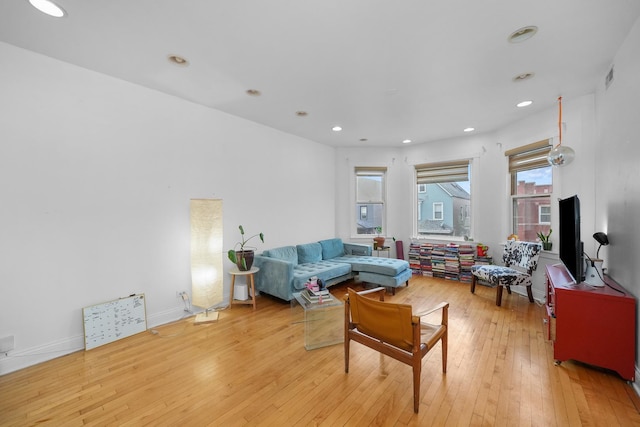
<box><xmin>537</xmin><ymin>229</ymin><xmax>552</xmax><ymax>251</ymax></box>
<box><xmin>373</xmin><ymin>226</ymin><xmax>385</xmax><ymax>249</ymax></box>
<box><xmin>228</xmin><ymin>225</ymin><xmax>264</xmax><ymax>271</ymax></box>
<box><xmin>476</xmin><ymin>243</ymin><xmax>489</xmax><ymax>257</ymax></box>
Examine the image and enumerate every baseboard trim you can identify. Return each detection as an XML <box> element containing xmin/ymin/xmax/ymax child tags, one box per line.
<box><xmin>632</xmin><ymin>367</ymin><xmax>640</xmax><ymax>396</ymax></box>
<box><xmin>0</xmin><ymin>335</ymin><xmax>83</xmax><ymax>376</ymax></box>
<box><xmin>0</xmin><ymin>306</ymin><xmax>191</xmax><ymax>376</ymax></box>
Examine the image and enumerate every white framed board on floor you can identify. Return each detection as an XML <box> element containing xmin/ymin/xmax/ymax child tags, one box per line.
<box><xmin>83</xmin><ymin>294</ymin><xmax>147</xmax><ymax>350</ymax></box>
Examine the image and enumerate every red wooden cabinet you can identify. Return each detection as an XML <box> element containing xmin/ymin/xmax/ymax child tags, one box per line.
<box><xmin>545</xmin><ymin>263</ymin><xmax>636</xmax><ymax>381</ymax></box>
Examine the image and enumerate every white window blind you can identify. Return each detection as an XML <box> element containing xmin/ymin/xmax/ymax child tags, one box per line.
<box><xmin>415</xmin><ymin>160</ymin><xmax>469</xmax><ymax>184</ymax></box>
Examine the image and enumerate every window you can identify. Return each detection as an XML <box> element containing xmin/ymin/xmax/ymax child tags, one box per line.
<box><xmin>433</xmin><ymin>202</ymin><xmax>443</xmax><ymax>220</ymax></box>
<box><xmin>360</xmin><ymin>206</ymin><xmax>368</xmax><ymax>220</ymax></box>
<box><xmin>355</xmin><ymin>167</ymin><xmax>386</xmax><ymax>236</ymax></box>
<box><xmin>415</xmin><ymin>160</ymin><xmax>471</xmax><ymax>238</ymax></box>
<box><xmin>506</xmin><ymin>140</ymin><xmax>553</xmax><ymax>242</ymax></box>
<box><xmin>539</xmin><ymin>205</ymin><xmax>551</xmax><ymax>224</ymax></box>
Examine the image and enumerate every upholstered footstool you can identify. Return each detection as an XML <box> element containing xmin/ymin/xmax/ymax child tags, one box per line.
<box><xmin>358</xmin><ymin>268</ymin><xmax>412</xmax><ymax>294</ymax></box>
<box><xmin>332</xmin><ymin>256</ymin><xmax>412</xmax><ymax>294</ymax></box>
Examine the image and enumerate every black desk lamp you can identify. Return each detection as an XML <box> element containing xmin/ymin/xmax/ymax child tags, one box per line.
<box><xmin>584</xmin><ymin>232</ymin><xmax>609</xmax><ymax>287</ymax></box>
<box><xmin>593</xmin><ymin>232</ymin><xmax>609</xmax><ymax>259</ymax></box>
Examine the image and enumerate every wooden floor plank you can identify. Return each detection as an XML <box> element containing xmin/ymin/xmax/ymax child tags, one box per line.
<box><xmin>0</xmin><ymin>276</ymin><xmax>638</xmax><ymax>426</ymax></box>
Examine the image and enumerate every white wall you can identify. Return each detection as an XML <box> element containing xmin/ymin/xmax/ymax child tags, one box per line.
<box><xmin>595</xmin><ymin>14</ymin><xmax>640</xmax><ymax>373</ymax></box>
<box><xmin>595</xmin><ymin>16</ymin><xmax>640</xmax><ymax>295</ymax></box>
<box><xmin>0</xmin><ymin>42</ymin><xmax>337</xmax><ymax>374</ymax></box>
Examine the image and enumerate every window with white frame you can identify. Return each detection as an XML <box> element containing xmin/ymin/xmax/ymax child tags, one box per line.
<box><xmin>415</xmin><ymin>160</ymin><xmax>471</xmax><ymax>238</ymax></box>
<box><xmin>539</xmin><ymin>205</ymin><xmax>551</xmax><ymax>224</ymax></box>
<box><xmin>355</xmin><ymin>167</ymin><xmax>386</xmax><ymax>236</ymax></box>
<box><xmin>433</xmin><ymin>202</ymin><xmax>443</xmax><ymax>220</ymax></box>
<box><xmin>506</xmin><ymin>140</ymin><xmax>553</xmax><ymax>242</ymax></box>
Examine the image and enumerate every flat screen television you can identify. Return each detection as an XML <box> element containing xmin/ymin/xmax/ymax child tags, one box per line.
<box><xmin>558</xmin><ymin>195</ymin><xmax>583</xmax><ymax>283</ymax></box>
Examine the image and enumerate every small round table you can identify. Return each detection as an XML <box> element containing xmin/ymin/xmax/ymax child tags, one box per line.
<box><xmin>229</xmin><ymin>266</ymin><xmax>259</xmax><ymax>310</ymax></box>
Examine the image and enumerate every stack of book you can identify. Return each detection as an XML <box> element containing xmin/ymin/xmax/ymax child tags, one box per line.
<box><xmin>409</xmin><ymin>242</ymin><xmax>422</xmax><ymax>274</ymax></box>
<box><xmin>431</xmin><ymin>245</ymin><xmax>446</xmax><ymax>279</ymax></box>
<box><xmin>444</xmin><ymin>243</ymin><xmax>460</xmax><ymax>281</ymax></box>
<box><xmin>301</xmin><ymin>288</ymin><xmax>332</xmax><ymax>303</ymax></box>
<box><xmin>474</xmin><ymin>255</ymin><xmax>493</xmax><ymax>265</ymax></box>
<box><xmin>458</xmin><ymin>244</ymin><xmax>475</xmax><ymax>283</ymax></box>
<box><xmin>420</xmin><ymin>243</ymin><xmax>434</xmax><ymax>277</ymax></box>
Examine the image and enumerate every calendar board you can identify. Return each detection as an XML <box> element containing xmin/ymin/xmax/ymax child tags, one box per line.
<box><xmin>83</xmin><ymin>294</ymin><xmax>147</xmax><ymax>350</ymax></box>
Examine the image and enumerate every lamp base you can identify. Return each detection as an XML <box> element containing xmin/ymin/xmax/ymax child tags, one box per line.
<box><xmin>584</xmin><ymin>259</ymin><xmax>604</xmax><ymax>287</ymax></box>
<box><xmin>194</xmin><ymin>310</ymin><xmax>219</xmax><ymax>324</ymax></box>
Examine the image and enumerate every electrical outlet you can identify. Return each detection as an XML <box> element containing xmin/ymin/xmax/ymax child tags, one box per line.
<box><xmin>0</xmin><ymin>336</ymin><xmax>14</xmax><ymax>354</ymax></box>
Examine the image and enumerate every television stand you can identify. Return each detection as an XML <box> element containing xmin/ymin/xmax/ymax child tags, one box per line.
<box><xmin>545</xmin><ymin>263</ymin><xmax>636</xmax><ymax>381</ymax></box>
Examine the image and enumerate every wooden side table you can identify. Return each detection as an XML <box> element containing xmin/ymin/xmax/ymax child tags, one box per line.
<box><xmin>229</xmin><ymin>266</ymin><xmax>259</xmax><ymax>310</ymax></box>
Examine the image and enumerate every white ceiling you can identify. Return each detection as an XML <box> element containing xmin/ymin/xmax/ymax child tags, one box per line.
<box><xmin>2</xmin><ymin>1</ymin><xmax>639</xmax><ymax>147</ymax></box>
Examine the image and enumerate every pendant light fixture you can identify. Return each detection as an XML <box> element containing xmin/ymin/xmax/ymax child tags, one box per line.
<box><xmin>547</xmin><ymin>96</ymin><xmax>575</xmax><ymax>166</ymax></box>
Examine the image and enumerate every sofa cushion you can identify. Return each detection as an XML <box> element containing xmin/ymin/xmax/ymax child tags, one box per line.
<box><xmin>319</xmin><ymin>238</ymin><xmax>345</xmax><ymax>260</ymax></box>
<box><xmin>293</xmin><ymin>260</ymin><xmax>352</xmax><ymax>290</ymax></box>
<box><xmin>332</xmin><ymin>255</ymin><xmax>410</xmax><ymax>276</ymax></box>
<box><xmin>297</xmin><ymin>242</ymin><xmax>323</xmax><ymax>264</ymax></box>
<box><xmin>262</xmin><ymin>245</ymin><xmax>298</xmax><ymax>265</ymax></box>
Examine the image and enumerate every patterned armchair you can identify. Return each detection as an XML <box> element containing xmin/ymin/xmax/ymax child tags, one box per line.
<box><xmin>470</xmin><ymin>241</ymin><xmax>542</xmax><ymax>306</ymax></box>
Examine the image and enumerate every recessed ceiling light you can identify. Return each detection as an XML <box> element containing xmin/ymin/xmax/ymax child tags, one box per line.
<box><xmin>29</xmin><ymin>0</ymin><xmax>66</xmax><ymax>17</ymax></box>
<box><xmin>513</xmin><ymin>72</ymin><xmax>535</xmax><ymax>82</ymax></box>
<box><xmin>332</xmin><ymin>126</ymin><xmax>342</xmax><ymax>132</ymax></box>
<box><xmin>168</xmin><ymin>55</ymin><xmax>189</xmax><ymax>66</ymax></box>
<box><xmin>463</xmin><ymin>127</ymin><xmax>475</xmax><ymax>133</ymax></box>
<box><xmin>295</xmin><ymin>111</ymin><xmax>308</xmax><ymax>117</ymax></box>
<box><xmin>402</xmin><ymin>139</ymin><xmax>412</xmax><ymax>144</ymax></box>
<box><xmin>516</xmin><ymin>100</ymin><xmax>533</xmax><ymax>108</ymax></box>
<box><xmin>246</xmin><ymin>89</ymin><xmax>261</xmax><ymax>96</ymax></box>
<box><xmin>508</xmin><ymin>26</ymin><xmax>538</xmax><ymax>43</ymax></box>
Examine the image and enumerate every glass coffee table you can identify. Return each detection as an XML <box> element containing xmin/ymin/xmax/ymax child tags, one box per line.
<box><xmin>291</xmin><ymin>291</ymin><xmax>344</xmax><ymax>350</ymax></box>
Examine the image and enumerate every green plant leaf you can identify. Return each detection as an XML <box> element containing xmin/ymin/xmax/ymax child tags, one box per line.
<box><xmin>228</xmin><ymin>249</ymin><xmax>237</xmax><ymax>263</ymax></box>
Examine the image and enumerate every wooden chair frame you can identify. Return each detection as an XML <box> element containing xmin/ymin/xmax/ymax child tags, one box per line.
<box><xmin>344</xmin><ymin>287</ymin><xmax>448</xmax><ymax>413</ymax></box>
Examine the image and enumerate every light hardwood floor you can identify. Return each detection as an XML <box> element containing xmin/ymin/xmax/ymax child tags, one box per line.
<box><xmin>2</xmin><ymin>276</ymin><xmax>639</xmax><ymax>426</ymax></box>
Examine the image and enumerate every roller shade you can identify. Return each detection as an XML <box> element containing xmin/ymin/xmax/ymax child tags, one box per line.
<box><xmin>355</xmin><ymin>167</ymin><xmax>386</xmax><ymax>203</ymax></box>
<box><xmin>506</xmin><ymin>139</ymin><xmax>551</xmax><ymax>173</ymax></box>
<box><xmin>415</xmin><ymin>160</ymin><xmax>469</xmax><ymax>184</ymax></box>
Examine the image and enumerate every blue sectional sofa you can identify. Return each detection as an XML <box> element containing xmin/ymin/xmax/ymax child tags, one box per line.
<box><xmin>253</xmin><ymin>238</ymin><xmax>412</xmax><ymax>301</ymax></box>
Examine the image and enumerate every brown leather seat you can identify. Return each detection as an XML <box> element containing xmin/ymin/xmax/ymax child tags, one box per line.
<box><xmin>344</xmin><ymin>287</ymin><xmax>448</xmax><ymax>413</ymax></box>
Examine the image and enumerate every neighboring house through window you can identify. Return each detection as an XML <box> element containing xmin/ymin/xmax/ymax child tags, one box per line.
<box><xmin>415</xmin><ymin>160</ymin><xmax>471</xmax><ymax>239</ymax></box>
<box><xmin>506</xmin><ymin>139</ymin><xmax>553</xmax><ymax>242</ymax></box>
<box><xmin>539</xmin><ymin>205</ymin><xmax>551</xmax><ymax>224</ymax></box>
<box><xmin>355</xmin><ymin>167</ymin><xmax>386</xmax><ymax>236</ymax></box>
